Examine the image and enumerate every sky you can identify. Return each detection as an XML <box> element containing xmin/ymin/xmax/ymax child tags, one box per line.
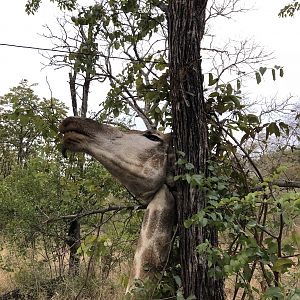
<box><xmin>0</xmin><ymin>0</ymin><xmax>299</xmax><ymax>118</ymax></box>
<box><xmin>207</xmin><ymin>1</ymin><xmax>300</xmax><ymax>100</ymax></box>
<box><xmin>0</xmin><ymin>1</ymin><xmax>71</xmax><ymax>103</ymax></box>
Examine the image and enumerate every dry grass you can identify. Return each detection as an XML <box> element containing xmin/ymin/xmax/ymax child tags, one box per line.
<box><xmin>2</xmin><ymin>213</ymin><xmax>300</xmax><ymax>299</ymax></box>
<box><xmin>0</xmin><ymin>247</ymin><xmax>16</xmax><ymax>293</ymax></box>
<box><xmin>0</xmin><ymin>243</ymin><xmax>129</xmax><ymax>299</ymax></box>
<box><xmin>0</xmin><ymin>270</ymin><xmax>15</xmax><ymax>293</ymax></box>
<box><xmin>1</xmin><ymin>257</ymin><xmax>300</xmax><ymax>299</ymax></box>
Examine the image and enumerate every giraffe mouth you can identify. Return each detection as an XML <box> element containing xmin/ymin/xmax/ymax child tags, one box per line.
<box><xmin>60</xmin><ymin>131</ymin><xmax>86</xmax><ymax>158</ymax></box>
<box><xmin>59</xmin><ymin>117</ymin><xmax>95</xmax><ymax>158</ymax></box>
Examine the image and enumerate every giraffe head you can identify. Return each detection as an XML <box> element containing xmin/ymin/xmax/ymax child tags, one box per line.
<box><xmin>59</xmin><ymin>117</ymin><xmax>171</xmax><ymax>203</ymax></box>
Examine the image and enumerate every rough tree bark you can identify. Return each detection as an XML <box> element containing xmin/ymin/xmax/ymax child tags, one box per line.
<box><xmin>69</xmin><ymin>72</ymin><xmax>78</xmax><ymax>117</ymax></box>
<box><xmin>168</xmin><ymin>1</ymin><xmax>224</xmax><ymax>299</ymax></box>
<box><xmin>67</xmin><ymin>219</ymin><xmax>81</xmax><ymax>276</ymax></box>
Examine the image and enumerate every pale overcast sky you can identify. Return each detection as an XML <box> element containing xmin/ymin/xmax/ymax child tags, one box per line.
<box><xmin>0</xmin><ymin>0</ymin><xmax>299</xmax><ymax>116</ymax></box>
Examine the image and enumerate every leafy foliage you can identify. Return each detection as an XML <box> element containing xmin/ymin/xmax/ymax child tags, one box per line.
<box><xmin>176</xmin><ymin>153</ymin><xmax>300</xmax><ymax>298</ymax></box>
<box><xmin>279</xmin><ymin>1</ymin><xmax>300</xmax><ymax>17</ymax></box>
<box><xmin>255</xmin><ymin>66</ymin><xmax>284</xmax><ymax>84</ymax></box>
<box><xmin>25</xmin><ymin>0</ymin><xmax>77</xmax><ymax>14</ymax></box>
<box><xmin>0</xmin><ymin>80</ymin><xmax>67</xmax><ymax>168</ymax></box>
<box><xmin>42</xmin><ymin>0</ymin><xmax>170</xmax><ymax>129</ymax></box>
<box><xmin>174</xmin><ymin>70</ymin><xmax>300</xmax><ymax>298</ymax></box>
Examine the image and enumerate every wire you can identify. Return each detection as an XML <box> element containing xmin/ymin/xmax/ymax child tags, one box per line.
<box><xmin>0</xmin><ymin>42</ymin><xmax>70</xmax><ymax>54</ymax></box>
<box><xmin>0</xmin><ymin>42</ymin><xmax>166</xmax><ymax>64</ymax></box>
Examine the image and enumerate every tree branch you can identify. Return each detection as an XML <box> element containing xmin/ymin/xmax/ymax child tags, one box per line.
<box><xmin>45</xmin><ymin>204</ymin><xmax>146</xmax><ymax>223</ymax></box>
<box><xmin>254</xmin><ymin>180</ymin><xmax>300</xmax><ymax>190</ymax></box>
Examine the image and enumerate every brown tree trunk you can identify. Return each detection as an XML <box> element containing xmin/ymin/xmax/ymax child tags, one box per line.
<box><xmin>168</xmin><ymin>0</ymin><xmax>224</xmax><ymax>299</ymax></box>
<box><xmin>69</xmin><ymin>72</ymin><xmax>78</xmax><ymax>117</ymax></box>
<box><xmin>67</xmin><ymin>219</ymin><xmax>81</xmax><ymax>276</ymax></box>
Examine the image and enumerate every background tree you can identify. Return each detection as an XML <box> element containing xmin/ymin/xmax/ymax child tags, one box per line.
<box><xmin>279</xmin><ymin>1</ymin><xmax>300</xmax><ymax>17</ymax></box>
<box><xmin>25</xmin><ymin>0</ymin><xmax>77</xmax><ymax>14</ymax></box>
<box><xmin>0</xmin><ymin>79</ymin><xmax>66</xmax><ymax>170</ymax></box>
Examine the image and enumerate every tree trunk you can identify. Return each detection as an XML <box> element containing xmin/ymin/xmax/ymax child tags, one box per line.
<box><xmin>168</xmin><ymin>1</ymin><xmax>224</xmax><ymax>299</ymax></box>
<box><xmin>66</xmin><ymin>49</ymin><xmax>89</xmax><ymax>276</ymax></box>
<box><xmin>67</xmin><ymin>219</ymin><xmax>81</xmax><ymax>276</ymax></box>
<box><xmin>69</xmin><ymin>72</ymin><xmax>78</xmax><ymax>117</ymax></box>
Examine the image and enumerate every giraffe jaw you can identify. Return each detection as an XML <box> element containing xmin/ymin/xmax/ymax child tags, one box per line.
<box><xmin>61</xmin><ymin>131</ymin><xmax>87</xmax><ymax>158</ymax></box>
<box><xmin>59</xmin><ymin>117</ymin><xmax>104</xmax><ymax>158</ymax></box>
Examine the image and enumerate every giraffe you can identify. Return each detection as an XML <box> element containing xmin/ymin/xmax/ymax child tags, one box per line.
<box><xmin>59</xmin><ymin>116</ymin><xmax>175</xmax><ymax>295</ymax></box>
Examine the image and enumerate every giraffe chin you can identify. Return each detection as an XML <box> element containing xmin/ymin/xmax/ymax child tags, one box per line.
<box><xmin>61</xmin><ymin>138</ymin><xmax>84</xmax><ymax>158</ymax></box>
<box><xmin>61</xmin><ymin>144</ymin><xmax>68</xmax><ymax>158</ymax></box>
<box><xmin>60</xmin><ymin>128</ymin><xmax>88</xmax><ymax>158</ymax></box>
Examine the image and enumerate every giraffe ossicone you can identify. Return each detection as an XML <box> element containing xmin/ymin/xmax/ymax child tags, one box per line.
<box><xmin>59</xmin><ymin>117</ymin><xmax>175</xmax><ymax>294</ymax></box>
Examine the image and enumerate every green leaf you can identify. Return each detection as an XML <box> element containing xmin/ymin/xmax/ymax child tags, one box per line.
<box><xmin>247</xmin><ymin>114</ymin><xmax>259</xmax><ymax>124</ymax></box>
<box><xmin>255</xmin><ymin>72</ymin><xmax>261</xmax><ymax>84</ymax></box>
<box><xmin>173</xmin><ymin>275</ymin><xmax>182</xmax><ymax>287</ymax></box>
<box><xmin>201</xmin><ymin>218</ymin><xmax>208</xmax><ymax>227</ymax></box>
<box><xmin>237</xmin><ymin>79</ymin><xmax>241</xmax><ymax>90</ymax></box>
<box><xmin>266</xmin><ymin>122</ymin><xmax>280</xmax><ymax>139</ymax></box>
<box><xmin>196</xmin><ymin>241</ymin><xmax>209</xmax><ymax>254</ymax></box>
<box><xmin>259</xmin><ymin>67</ymin><xmax>267</xmax><ymax>76</ymax></box>
<box><xmin>177</xmin><ymin>151</ymin><xmax>185</xmax><ymax>157</ymax></box>
<box><xmin>209</xmin><ymin>91</ymin><xmax>219</xmax><ymax>98</ymax></box>
<box><xmin>279</xmin><ymin>122</ymin><xmax>289</xmax><ymax>135</ymax></box>
<box><xmin>154</xmin><ymin>56</ymin><xmax>167</xmax><ymax>71</ymax></box>
<box><xmin>240</xmin><ymin>133</ymin><xmax>249</xmax><ymax>144</ymax></box>
<box><xmin>174</xmin><ymin>175</ymin><xmax>182</xmax><ymax>181</ymax></box>
<box><xmin>247</xmin><ymin>220</ymin><xmax>257</xmax><ymax>228</ymax></box>
<box><xmin>185</xmin><ymin>162</ymin><xmax>194</xmax><ymax>170</ymax></box>
<box><xmin>208</xmin><ymin>73</ymin><xmax>218</xmax><ymax>86</ymax></box>
<box><xmin>264</xmin><ymin>287</ymin><xmax>284</xmax><ymax>299</ymax></box>
<box><xmin>289</xmin><ymin>289</ymin><xmax>300</xmax><ymax>300</ymax></box>
<box><xmin>191</xmin><ymin>174</ymin><xmax>204</xmax><ymax>186</ymax></box>
<box><xmin>217</xmin><ymin>182</ymin><xmax>226</xmax><ymax>191</ymax></box>
<box><xmin>223</xmin><ymin>95</ymin><xmax>241</xmax><ymax>108</ymax></box>
<box><xmin>226</xmin><ymin>83</ymin><xmax>233</xmax><ymax>95</ymax></box>
<box><xmin>114</xmin><ymin>41</ymin><xmax>121</xmax><ymax>50</ymax></box>
<box><xmin>112</xmin><ymin>108</ymin><xmax>120</xmax><ymax>117</ymax></box>
<box><xmin>177</xmin><ymin>158</ymin><xmax>187</xmax><ymax>165</ymax></box>
<box><xmin>186</xmin><ymin>295</ymin><xmax>197</xmax><ymax>300</ymax></box>
<box><xmin>184</xmin><ymin>218</ymin><xmax>194</xmax><ymax>228</ymax></box>
<box><xmin>279</xmin><ymin>68</ymin><xmax>284</xmax><ymax>77</ymax></box>
<box><xmin>185</xmin><ymin>174</ymin><xmax>192</xmax><ymax>184</ymax></box>
<box><xmin>272</xmin><ymin>258</ymin><xmax>294</xmax><ymax>273</ymax></box>
<box><xmin>272</xmin><ymin>68</ymin><xmax>276</xmax><ymax>81</ymax></box>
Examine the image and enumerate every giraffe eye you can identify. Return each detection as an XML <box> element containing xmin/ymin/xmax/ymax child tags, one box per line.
<box><xmin>143</xmin><ymin>132</ymin><xmax>161</xmax><ymax>142</ymax></box>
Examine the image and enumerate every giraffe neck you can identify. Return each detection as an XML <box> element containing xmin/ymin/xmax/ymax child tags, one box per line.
<box><xmin>126</xmin><ymin>184</ymin><xmax>175</xmax><ymax>293</ymax></box>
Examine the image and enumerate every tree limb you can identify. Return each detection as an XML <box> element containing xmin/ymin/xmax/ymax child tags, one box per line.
<box><xmin>254</xmin><ymin>180</ymin><xmax>300</xmax><ymax>191</ymax></box>
<box><xmin>45</xmin><ymin>204</ymin><xmax>146</xmax><ymax>223</ymax></box>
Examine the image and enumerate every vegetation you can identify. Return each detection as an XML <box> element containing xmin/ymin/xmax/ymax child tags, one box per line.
<box><xmin>0</xmin><ymin>81</ymin><xmax>142</xmax><ymax>299</ymax></box>
<box><xmin>279</xmin><ymin>1</ymin><xmax>300</xmax><ymax>17</ymax></box>
<box><xmin>0</xmin><ymin>0</ymin><xmax>299</xmax><ymax>299</ymax></box>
